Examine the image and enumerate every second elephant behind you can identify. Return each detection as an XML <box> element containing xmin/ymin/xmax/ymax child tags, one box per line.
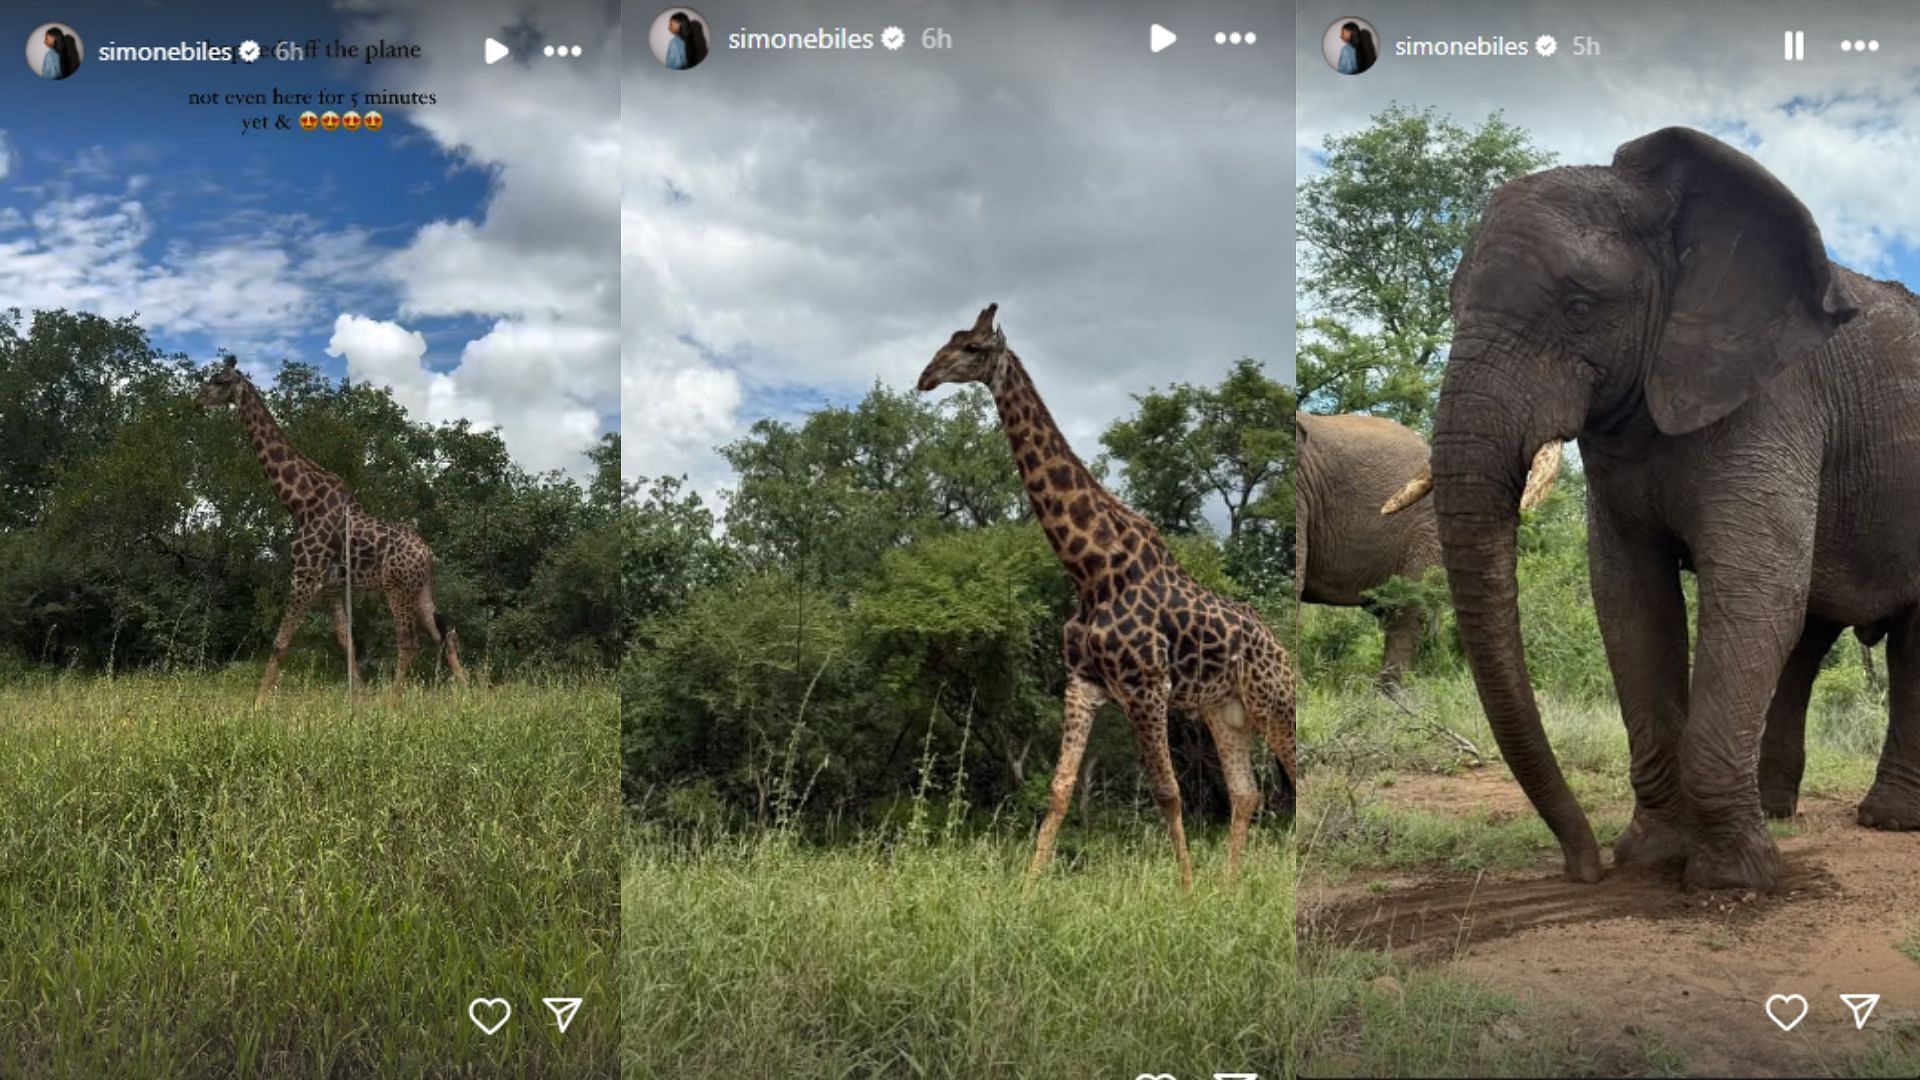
<box><xmin>1295</xmin><ymin>411</ymin><xmax>1558</xmax><ymax>684</ymax></box>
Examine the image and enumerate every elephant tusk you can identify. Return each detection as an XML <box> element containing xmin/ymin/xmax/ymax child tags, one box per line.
<box><xmin>1382</xmin><ymin>439</ymin><xmax>1563</xmax><ymax>516</ymax></box>
<box><xmin>1381</xmin><ymin>468</ymin><xmax>1432</xmax><ymax>515</ymax></box>
<box><xmin>1518</xmin><ymin>440</ymin><xmax>1564</xmax><ymax>512</ymax></box>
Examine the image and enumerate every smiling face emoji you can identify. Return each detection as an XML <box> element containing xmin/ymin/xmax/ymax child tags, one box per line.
<box><xmin>341</xmin><ymin>110</ymin><xmax>361</xmax><ymax>131</ymax></box>
<box><xmin>319</xmin><ymin>110</ymin><xmax>340</xmax><ymax>131</ymax></box>
<box><xmin>298</xmin><ymin>111</ymin><xmax>318</xmax><ymax>132</ymax></box>
<box><xmin>363</xmin><ymin>111</ymin><xmax>383</xmax><ymax>132</ymax></box>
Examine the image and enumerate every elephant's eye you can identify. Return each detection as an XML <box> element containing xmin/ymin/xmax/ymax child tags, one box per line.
<box><xmin>1564</xmin><ymin>298</ymin><xmax>1594</xmax><ymax>319</ymax></box>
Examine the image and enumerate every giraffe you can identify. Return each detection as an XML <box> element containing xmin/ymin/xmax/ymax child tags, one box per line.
<box><xmin>917</xmin><ymin>304</ymin><xmax>1297</xmax><ymax>888</ymax></box>
<box><xmin>196</xmin><ymin>356</ymin><xmax>467</xmax><ymax>703</ymax></box>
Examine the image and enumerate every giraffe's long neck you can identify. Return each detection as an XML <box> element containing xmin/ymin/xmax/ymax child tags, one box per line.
<box><xmin>988</xmin><ymin>352</ymin><xmax>1163</xmax><ymax>595</ymax></box>
<box><xmin>235</xmin><ymin>384</ymin><xmax>344</xmax><ymax>523</ymax></box>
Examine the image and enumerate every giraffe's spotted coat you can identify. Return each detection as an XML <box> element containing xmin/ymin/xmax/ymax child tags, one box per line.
<box><xmin>197</xmin><ymin>357</ymin><xmax>467</xmax><ymax>702</ymax></box>
<box><xmin>918</xmin><ymin>305</ymin><xmax>1297</xmax><ymax>888</ymax></box>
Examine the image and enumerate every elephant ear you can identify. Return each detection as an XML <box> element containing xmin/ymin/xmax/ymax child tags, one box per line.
<box><xmin>1612</xmin><ymin>127</ymin><xmax>1857</xmax><ymax>436</ymax></box>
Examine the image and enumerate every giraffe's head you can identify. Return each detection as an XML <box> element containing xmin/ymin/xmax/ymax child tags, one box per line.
<box><xmin>917</xmin><ymin>303</ymin><xmax>1007</xmax><ymax>392</ymax></box>
<box><xmin>195</xmin><ymin>355</ymin><xmax>249</xmax><ymax>409</ymax></box>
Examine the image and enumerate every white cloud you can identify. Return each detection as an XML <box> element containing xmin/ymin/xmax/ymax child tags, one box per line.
<box><xmin>0</xmin><ymin>132</ymin><xmax>12</xmax><ymax>181</ymax></box>
<box><xmin>326</xmin><ymin>313</ymin><xmax>438</xmax><ymax>412</ymax></box>
<box><xmin>138</xmin><ymin>245</ymin><xmax>310</xmax><ymax>339</ymax></box>
<box><xmin>328</xmin><ymin>311</ymin><xmax>616</xmax><ymax>477</ymax></box>
<box><xmin>0</xmin><ymin>183</ymin><xmax>378</xmax><ymax>359</ymax></box>
<box><xmin>334</xmin><ymin>0</ymin><xmax>621</xmax><ymax>480</ymax></box>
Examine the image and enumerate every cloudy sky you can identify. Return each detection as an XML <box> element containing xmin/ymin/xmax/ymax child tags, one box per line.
<box><xmin>1</xmin><ymin>0</ymin><xmax>618</xmax><ymax>479</ymax></box>
<box><xmin>1297</xmin><ymin>0</ymin><xmax>1920</xmax><ymax>294</ymax></box>
<box><xmin>626</xmin><ymin>0</ymin><xmax>1291</xmax><ymax>500</ymax></box>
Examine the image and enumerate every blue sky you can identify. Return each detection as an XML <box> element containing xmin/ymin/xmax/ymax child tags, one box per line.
<box><xmin>2</xmin><ymin>0</ymin><xmax>619</xmax><ymax>477</ymax></box>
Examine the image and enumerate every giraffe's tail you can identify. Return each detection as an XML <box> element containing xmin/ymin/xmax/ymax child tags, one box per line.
<box><xmin>1243</xmin><ymin>637</ymin><xmax>1297</xmax><ymax>812</ymax></box>
<box><xmin>433</xmin><ymin>609</ymin><xmax>469</xmax><ymax>685</ymax></box>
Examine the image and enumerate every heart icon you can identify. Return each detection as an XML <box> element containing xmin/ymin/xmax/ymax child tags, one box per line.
<box><xmin>468</xmin><ymin>996</ymin><xmax>511</xmax><ymax>1035</ymax></box>
<box><xmin>1765</xmin><ymin>993</ymin><xmax>1808</xmax><ymax>1032</ymax></box>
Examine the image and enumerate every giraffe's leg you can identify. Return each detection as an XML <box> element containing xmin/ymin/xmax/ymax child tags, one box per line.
<box><xmin>386</xmin><ymin>588</ymin><xmax>418</xmax><ymax>701</ymax></box>
<box><xmin>1202</xmin><ymin>698</ymin><xmax>1260</xmax><ymax>882</ymax></box>
<box><xmin>258</xmin><ymin>579</ymin><xmax>321</xmax><ymax>705</ymax></box>
<box><xmin>416</xmin><ymin>587</ymin><xmax>467</xmax><ymax>687</ymax></box>
<box><xmin>1028</xmin><ymin>674</ymin><xmax>1104</xmax><ymax>881</ymax></box>
<box><xmin>1119</xmin><ymin>674</ymin><xmax>1190</xmax><ymax>891</ymax></box>
<box><xmin>331</xmin><ymin>596</ymin><xmax>360</xmax><ymax>695</ymax></box>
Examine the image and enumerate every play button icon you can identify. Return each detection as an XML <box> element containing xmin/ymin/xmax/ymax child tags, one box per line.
<box><xmin>1150</xmin><ymin>24</ymin><xmax>1177</xmax><ymax>53</ymax></box>
<box><xmin>484</xmin><ymin>37</ymin><xmax>510</xmax><ymax>64</ymax></box>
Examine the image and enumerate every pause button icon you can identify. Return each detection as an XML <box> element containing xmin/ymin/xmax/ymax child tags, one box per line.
<box><xmin>1784</xmin><ymin>29</ymin><xmax>1805</xmax><ymax>61</ymax></box>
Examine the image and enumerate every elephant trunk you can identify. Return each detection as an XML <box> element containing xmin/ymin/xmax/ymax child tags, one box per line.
<box><xmin>1431</xmin><ymin>366</ymin><xmax>1602</xmax><ymax>883</ymax></box>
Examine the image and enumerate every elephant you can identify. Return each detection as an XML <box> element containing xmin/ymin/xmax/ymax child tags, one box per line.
<box><xmin>1424</xmin><ymin>125</ymin><xmax>1920</xmax><ymax>893</ymax></box>
<box><xmin>1296</xmin><ymin>411</ymin><xmax>1559</xmax><ymax>685</ymax></box>
<box><xmin>1397</xmin><ymin>459</ymin><xmax>1882</xmax><ymax>823</ymax></box>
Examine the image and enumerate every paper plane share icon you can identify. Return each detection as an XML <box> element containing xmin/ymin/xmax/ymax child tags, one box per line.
<box><xmin>1840</xmin><ymin>993</ymin><xmax>1880</xmax><ymax>1029</ymax></box>
<box><xmin>543</xmin><ymin>997</ymin><xmax>582</xmax><ymax>1033</ymax></box>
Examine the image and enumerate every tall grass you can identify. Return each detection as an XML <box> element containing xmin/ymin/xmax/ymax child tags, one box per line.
<box><xmin>624</xmin><ymin>828</ymin><xmax>1294</xmax><ymax>1080</ymax></box>
<box><xmin>627</xmin><ymin>689</ymin><xmax>1297</xmax><ymax>1080</ymax></box>
<box><xmin>0</xmin><ymin>673</ymin><xmax>618</xmax><ymax>1078</ymax></box>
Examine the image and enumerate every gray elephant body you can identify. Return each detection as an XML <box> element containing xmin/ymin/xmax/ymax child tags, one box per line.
<box><xmin>1296</xmin><ymin>412</ymin><xmax>1440</xmax><ymax>681</ymax></box>
<box><xmin>1432</xmin><ymin>126</ymin><xmax>1920</xmax><ymax>892</ymax></box>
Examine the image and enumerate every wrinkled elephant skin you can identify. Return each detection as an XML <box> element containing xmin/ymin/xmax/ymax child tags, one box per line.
<box><xmin>1431</xmin><ymin>126</ymin><xmax>1920</xmax><ymax>893</ymax></box>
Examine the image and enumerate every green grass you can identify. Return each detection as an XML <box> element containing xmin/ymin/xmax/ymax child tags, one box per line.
<box><xmin>0</xmin><ymin>673</ymin><xmax>618</xmax><ymax>1078</ymax></box>
<box><xmin>624</xmin><ymin>827</ymin><xmax>1294</xmax><ymax>1079</ymax></box>
<box><xmin>1301</xmin><ymin>676</ymin><xmax>1628</xmax><ymax>879</ymax></box>
<box><xmin>1295</xmin><ymin>944</ymin><xmax>1598</xmax><ymax>1077</ymax></box>
<box><xmin>1299</xmin><ymin>671</ymin><xmax>1880</xmax><ymax>881</ymax></box>
<box><xmin>1303</xmin><ymin>774</ymin><xmax>1625</xmax><ymax>877</ymax></box>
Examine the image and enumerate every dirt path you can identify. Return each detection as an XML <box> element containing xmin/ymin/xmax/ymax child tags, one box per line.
<box><xmin>1304</xmin><ymin>790</ymin><xmax>1920</xmax><ymax>1076</ymax></box>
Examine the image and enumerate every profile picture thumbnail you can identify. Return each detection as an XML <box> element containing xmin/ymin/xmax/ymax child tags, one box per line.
<box><xmin>27</xmin><ymin>23</ymin><xmax>83</xmax><ymax>81</ymax></box>
<box><xmin>650</xmin><ymin>8</ymin><xmax>710</xmax><ymax>71</ymax></box>
<box><xmin>1323</xmin><ymin>17</ymin><xmax>1378</xmax><ymax>75</ymax></box>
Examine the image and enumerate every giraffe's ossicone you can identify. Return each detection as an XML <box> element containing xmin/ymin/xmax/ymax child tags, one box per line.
<box><xmin>197</xmin><ymin>356</ymin><xmax>468</xmax><ymax>702</ymax></box>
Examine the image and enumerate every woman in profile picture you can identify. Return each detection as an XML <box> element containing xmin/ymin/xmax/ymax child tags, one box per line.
<box><xmin>665</xmin><ymin>11</ymin><xmax>708</xmax><ymax>70</ymax></box>
<box><xmin>1337</xmin><ymin>21</ymin><xmax>1377</xmax><ymax>75</ymax></box>
<box><xmin>40</xmin><ymin>27</ymin><xmax>80</xmax><ymax>80</ymax></box>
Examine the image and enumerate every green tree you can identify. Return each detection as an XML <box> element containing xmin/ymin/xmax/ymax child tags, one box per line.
<box><xmin>1099</xmin><ymin>359</ymin><xmax>1296</xmax><ymax>597</ymax></box>
<box><xmin>0</xmin><ymin>309</ymin><xmax>175</xmax><ymax>530</ymax></box>
<box><xmin>719</xmin><ymin>385</ymin><xmax>1023</xmax><ymax>586</ymax></box>
<box><xmin>627</xmin><ymin>475</ymin><xmax>731</xmax><ymax>628</ymax></box>
<box><xmin>0</xmin><ymin>308</ymin><xmax>616</xmax><ymax>676</ymax></box>
<box><xmin>1296</xmin><ymin>105</ymin><xmax>1554</xmax><ymax>429</ymax></box>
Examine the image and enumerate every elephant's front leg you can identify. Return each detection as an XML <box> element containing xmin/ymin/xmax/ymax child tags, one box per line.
<box><xmin>1758</xmin><ymin>617</ymin><xmax>1842</xmax><ymax>819</ymax></box>
<box><xmin>1589</xmin><ymin>514</ymin><xmax>1694</xmax><ymax>869</ymax></box>
<box><xmin>1681</xmin><ymin>565</ymin><xmax>1810</xmax><ymax>892</ymax></box>
<box><xmin>1859</xmin><ymin>608</ymin><xmax>1920</xmax><ymax>830</ymax></box>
